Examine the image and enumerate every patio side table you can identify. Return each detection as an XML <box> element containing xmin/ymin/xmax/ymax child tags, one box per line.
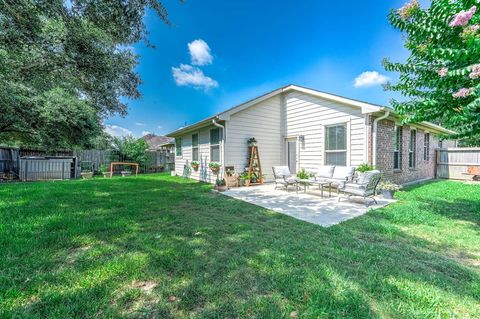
<box><xmin>309</xmin><ymin>180</ymin><xmax>332</xmax><ymax>198</ymax></box>
<box><xmin>297</xmin><ymin>179</ymin><xmax>312</xmax><ymax>194</ymax></box>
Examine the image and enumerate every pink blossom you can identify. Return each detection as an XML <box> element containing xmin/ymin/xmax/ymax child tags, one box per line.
<box><xmin>452</xmin><ymin>88</ymin><xmax>474</xmax><ymax>98</ymax></box>
<box><xmin>437</xmin><ymin>67</ymin><xmax>448</xmax><ymax>77</ymax></box>
<box><xmin>397</xmin><ymin>0</ymin><xmax>420</xmax><ymax>20</ymax></box>
<box><xmin>470</xmin><ymin>64</ymin><xmax>480</xmax><ymax>79</ymax></box>
<box><xmin>462</xmin><ymin>24</ymin><xmax>480</xmax><ymax>38</ymax></box>
<box><xmin>449</xmin><ymin>6</ymin><xmax>477</xmax><ymax>27</ymax></box>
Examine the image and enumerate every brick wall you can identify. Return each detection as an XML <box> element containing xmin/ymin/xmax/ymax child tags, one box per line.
<box><xmin>374</xmin><ymin>118</ymin><xmax>442</xmax><ymax>185</ymax></box>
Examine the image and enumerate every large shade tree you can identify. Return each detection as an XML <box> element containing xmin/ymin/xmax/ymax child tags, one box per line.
<box><xmin>384</xmin><ymin>0</ymin><xmax>480</xmax><ymax>142</ymax></box>
<box><xmin>0</xmin><ymin>0</ymin><xmax>170</xmax><ymax>149</ymax></box>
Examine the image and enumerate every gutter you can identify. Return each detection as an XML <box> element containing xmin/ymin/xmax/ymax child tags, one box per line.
<box><xmin>372</xmin><ymin>111</ymin><xmax>390</xmax><ymax>167</ymax></box>
<box><xmin>212</xmin><ymin>119</ymin><xmax>225</xmax><ymax>177</ymax></box>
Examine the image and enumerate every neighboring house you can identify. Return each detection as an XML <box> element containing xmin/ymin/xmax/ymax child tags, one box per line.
<box><xmin>167</xmin><ymin>85</ymin><xmax>456</xmax><ymax>185</ymax></box>
<box><xmin>141</xmin><ymin>134</ymin><xmax>175</xmax><ymax>153</ymax></box>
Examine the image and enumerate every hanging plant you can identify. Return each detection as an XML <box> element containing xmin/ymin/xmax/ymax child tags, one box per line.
<box><xmin>209</xmin><ymin>162</ymin><xmax>221</xmax><ymax>174</ymax></box>
<box><xmin>247</xmin><ymin>137</ymin><xmax>257</xmax><ymax>147</ymax></box>
<box><xmin>190</xmin><ymin>161</ymin><xmax>199</xmax><ymax>171</ymax></box>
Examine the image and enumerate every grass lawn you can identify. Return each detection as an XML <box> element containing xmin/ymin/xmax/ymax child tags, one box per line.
<box><xmin>1</xmin><ymin>174</ymin><xmax>479</xmax><ymax>318</ymax></box>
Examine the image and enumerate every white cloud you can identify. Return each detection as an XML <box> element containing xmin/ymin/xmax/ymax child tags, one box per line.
<box><xmin>157</xmin><ymin>125</ymin><xmax>163</xmax><ymax>129</ymax></box>
<box><xmin>354</xmin><ymin>71</ymin><xmax>390</xmax><ymax>88</ymax></box>
<box><xmin>172</xmin><ymin>64</ymin><xmax>218</xmax><ymax>90</ymax></box>
<box><xmin>104</xmin><ymin>124</ymin><xmax>133</xmax><ymax>137</ymax></box>
<box><xmin>142</xmin><ymin>131</ymin><xmax>152</xmax><ymax>136</ymax></box>
<box><xmin>135</xmin><ymin>122</ymin><xmax>146</xmax><ymax>126</ymax></box>
<box><xmin>188</xmin><ymin>39</ymin><xmax>213</xmax><ymax>66</ymax></box>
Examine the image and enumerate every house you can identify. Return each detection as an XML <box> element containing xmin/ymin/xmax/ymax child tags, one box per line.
<box><xmin>141</xmin><ymin>134</ymin><xmax>175</xmax><ymax>153</ymax></box>
<box><xmin>167</xmin><ymin>85</ymin><xmax>456</xmax><ymax>185</ymax></box>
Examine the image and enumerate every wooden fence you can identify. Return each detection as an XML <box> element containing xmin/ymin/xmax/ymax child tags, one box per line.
<box><xmin>436</xmin><ymin>148</ymin><xmax>480</xmax><ymax>180</ymax></box>
<box><xmin>74</xmin><ymin>149</ymin><xmax>175</xmax><ymax>173</ymax></box>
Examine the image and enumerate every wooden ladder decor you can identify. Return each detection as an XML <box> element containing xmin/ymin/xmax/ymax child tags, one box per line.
<box><xmin>246</xmin><ymin>146</ymin><xmax>263</xmax><ymax>187</ymax></box>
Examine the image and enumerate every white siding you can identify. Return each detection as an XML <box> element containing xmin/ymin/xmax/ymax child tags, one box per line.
<box><xmin>285</xmin><ymin>92</ymin><xmax>367</xmax><ymax>171</ymax></box>
<box><xmin>225</xmin><ymin>96</ymin><xmax>282</xmax><ymax>181</ymax></box>
<box><xmin>174</xmin><ymin>125</ymin><xmax>220</xmax><ymax>183</ymax></box>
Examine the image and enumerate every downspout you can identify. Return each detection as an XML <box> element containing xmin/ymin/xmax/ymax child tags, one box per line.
<box><xmin>212</xmin><ymin>118</ymin><xmax>225</xmax><ymax>176</ymax></box>
<box><xmin>372</xmin><ymin>111</ymin><xmax>390</xmax><ymax>167</ymax></box>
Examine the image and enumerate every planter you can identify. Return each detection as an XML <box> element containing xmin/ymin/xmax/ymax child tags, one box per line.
<box><xmin>381</xmin><ymin>189</ymin><xmax>396</xmax><ymax>199</ymax></box>
<box><xmin>102</xmin><ymin>172</ymin><xmax>111</xmax><ymax>178</ymax></box>
<box><xmin>216</xmin><ymin>185</ymin><xmax>228</xmax><ymax>192</ymax></box>
<box><xmin>191</xmin><ymin>165</ymin><xmax>199</xmax><ymax>171</ymax></box>
<box><xmin>121</xmin><ymin>171</ymin><xmax>132</xmax><ymax>177</ymax></box>
<box><xmin>210</xmin><ymin>168</ymin><xmax>220</xmax><ymax>175</ymax></box>
<box><xmin>81</xmin><ymin>172</ymin><xmax>93</xmax><ymax>179</ymax></box>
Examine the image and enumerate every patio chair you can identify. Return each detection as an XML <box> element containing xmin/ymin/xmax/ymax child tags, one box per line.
<box><xmin>337</xmin><ymin>170</ymin><xmax>382</xmax><ymax>206</ymax></box>
<box><xmin>272</xmin><ymin>166</ymin><xmax>298</xmax><ymax>192</ymax></box>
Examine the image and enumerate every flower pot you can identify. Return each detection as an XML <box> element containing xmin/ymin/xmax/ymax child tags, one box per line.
<box><xmin>381</xmin><ymin>189</ymin><xmax>395</xmax><ymax>199</ymax></box>
<box><xmin>216</xmin><ymin>185</ymin><xmax>228</xmax><ymax>192</ymax></box>
<box><xmin>102</xmin><ymin>172</ymin><xmax>111</xmax><ymax>178</ymax></box>
<box><xmin>121</xmin><ymin>171</ymin><xmax>132</xmax><ymax>177</ymax></box>
<box><xmin>210</xmin><ymin>168</ymin><xmax>220</xmax><ymax>175</ymax></box>
<box><xmin>81</xmin><ymin>172</ymin><xmax>93</xmax><ymax>179</ymax></box>
<box><xmin>191</xmin><ymin>165</ymin><xmax>199</xmax><ymax>171</ymax></box>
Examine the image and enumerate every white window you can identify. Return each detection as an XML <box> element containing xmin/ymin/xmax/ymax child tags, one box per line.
<box><xmin>325</xmin><ymin>124</ymin><xmax>347</xmax><ymax>166</ymax></box>
<box><xmin>192</xmin><ymin>133</ymin><xmax>199</xmax><ymax>161</ymax></box>
<box><xmin>210</xmin><ymin>128</ymin><xmax>220</xmax><ymax>162</ymax></box>
<box><xmin>424</xmin><ymin>133</ymin><xmax>430</xmax><ymax>161</ymax></box>
<box><xmin>409</xmin><ymin>129</ymin><xmax>416</xmax><ymax>168</ymax></box>
<box><xmin>394</xmin><ymin>126</ymin><xmax>402</xmax><ymax>170</ymax></box>
<box><xmin>175</xmin><ymin>137</ymin><xmax>182</xmax><ymax>157</ymax></box>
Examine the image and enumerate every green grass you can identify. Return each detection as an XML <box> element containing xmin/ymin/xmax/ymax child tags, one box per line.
<box><xmin>0</xmin><ymin>174</ymin><xmax>479</xmax><ymax>318</ymax></box>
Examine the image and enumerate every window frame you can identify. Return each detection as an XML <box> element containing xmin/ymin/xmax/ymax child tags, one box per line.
<box><xmin>424</xmin><ymin>132</ymin><xmax>430</xmax><ymax>162</ymax></box>
<box><xmin>175</xmin><ymin>137</ymin><xmax>182</xmax><ymax>157</ymax></box>
<box><xmin>210</xmin><ymin>127</ymin><xmax>221</xmax><ymax>162</ymax></box>
<box><xmin>324</xmin><ymin>123</ymin><xmax>348</xmax><ymax>166</ymax></box>
<box><xmin>409</xmin><ymin>129</ymin><xmax>416</xmax><ymax>168</ymax></box>
<box><xmin>393</xmin><ymin>125</ymin><xmax>402</xmax><ymax>170</ymax></box>
<box><xmin>191</xmin><ymin>133</ymin><xmax>199</xmax><ymax>161</ymax></box>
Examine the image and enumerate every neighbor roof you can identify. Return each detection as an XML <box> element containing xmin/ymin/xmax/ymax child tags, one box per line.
<box><xmin>167</xmin><ymin>84</ymin><xmax>455</xmax><ymax>136</ymax></box>
<box><xmin>140</xmin><ymin>134</ymin><xmax>175</xmax><ymax>150</ymax></box>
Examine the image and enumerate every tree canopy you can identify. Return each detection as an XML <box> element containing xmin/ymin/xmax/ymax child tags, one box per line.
<box><xmin>384</xmin><ymin>0</ymin><xmax>480</xmax><ymax>142</ymax></box>
<box><xmin>0</xmin><ymin>0</ymin><xmax>170</xmax><ymax>149</ymax></box>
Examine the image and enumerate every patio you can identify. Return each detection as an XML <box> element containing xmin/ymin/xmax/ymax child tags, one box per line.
<box><xmin>223</xmin><ymin>183</ymin><xmax>395</xmax><ymax>227</ymax></box>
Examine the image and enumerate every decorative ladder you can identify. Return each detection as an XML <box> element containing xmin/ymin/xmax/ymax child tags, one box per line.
<box><xmin>246</xmin><ymin>146</ymin><xmax>263</xmax><ymax>187</ymax></box>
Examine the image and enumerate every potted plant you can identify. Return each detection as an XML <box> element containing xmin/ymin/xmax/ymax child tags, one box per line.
<box><xmin>215</xmin><ymin>178</ymin><xmax>228</xmax><ymax>192</ymax></box>
<box><xmin>378</xmin><ymin>181</ymin><xmax>402</xmax><ymax>199</ymax></box>
<box><xmin>121</xmin><ymin>169</ymin><xmax>132</xmax><ymax>177</ymax></box>
<box><xmin>247</xmin><ymin>137</ymin><xmax>257</xmax><ymax>147</ymax></box>
<box><xmin>80</xmin><ymin>170</ymin><xmax>93</xmax><ymax>179</ymax></box>
<box><xmin>296</xmin><ymin>168</ymin><xmax>311</xmax><ymax>180</ymax></box>
<box><xmin>99</xmin><ymin>164</ymin><xmax>111</xmax><ymax>178</ymax></box>
<box><xmin>209</xmin><ymin>162</ymin><xmax>221</xmax><ymax>175</ymax></box>
<box><xmin>239</xmin><ymin>171</ymin><xmax>250</xmax><ymax>186</ymax></box>
<box><xmin>190</xmin><ymin>161</ymin><xmax>200</xmax><ymax>171</ymax></box>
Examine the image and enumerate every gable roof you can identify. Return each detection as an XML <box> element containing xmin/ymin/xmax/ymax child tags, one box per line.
<box><xmin>140</xmin><ymin>134</ymin><xmax>175</xmax><ymax>150</ymax></box>
<box><xmin>167</xmin><ymin>84</ymin><xmax>455</xmax><ymax>136</ymax></box>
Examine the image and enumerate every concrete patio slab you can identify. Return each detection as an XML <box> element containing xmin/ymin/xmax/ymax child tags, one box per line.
<box><xmin>223</xmin><ymin>183</ymin><xmax>395</xmax><ymax>227</ymax></box>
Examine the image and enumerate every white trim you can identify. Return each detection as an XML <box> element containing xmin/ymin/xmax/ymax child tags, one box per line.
<box><xmin>323</xmin><ymin>122</ymin><xmax>349</xmax><ymax>166</ymax></box>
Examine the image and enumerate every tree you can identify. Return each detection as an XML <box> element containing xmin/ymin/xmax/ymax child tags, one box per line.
<box><xmin>110</xmin><ymin>136</ymin><xmax>151</xmax><ymax>168</ymax></box>
<box><xmin>0</xmin><ymin>0</ymin><xmax>170</xmax><ymax>149</ymax></box>
<box><xmin>384</xmin><ymin>0</ymin><xmax>480</xmax><ymax>143</ymax></box>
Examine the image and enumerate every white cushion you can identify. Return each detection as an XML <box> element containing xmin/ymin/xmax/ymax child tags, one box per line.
<box><xmin>357</xmin><ymin>170</ymin><xmax>380</xmax><ymax>185</ymax></box>
<box><xmin>332</xmin><ymin>166</ymin><xmax>355</xmax><ymax>179</ymax></box>
<box><xmin>315</xmin><ymin>165</ymin><xmax>335</xmax><ymax>178</ymax></box>
<box><xmin>273</xmin><ymin>166</ymin><xmax>291</xmax><ymax>178</ymax></box>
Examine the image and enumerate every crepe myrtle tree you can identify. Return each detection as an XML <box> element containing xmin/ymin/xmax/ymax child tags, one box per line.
<box><xmin>383</xmin><ymin>0</ymin><xmax>480</xmax><ymax>142</ymax></box>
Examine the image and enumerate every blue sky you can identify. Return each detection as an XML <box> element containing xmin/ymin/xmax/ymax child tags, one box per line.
<box><xmin>105</xmin><ymin>0</ymin><xmax>419</xmax><ymax>138</ymax></box>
